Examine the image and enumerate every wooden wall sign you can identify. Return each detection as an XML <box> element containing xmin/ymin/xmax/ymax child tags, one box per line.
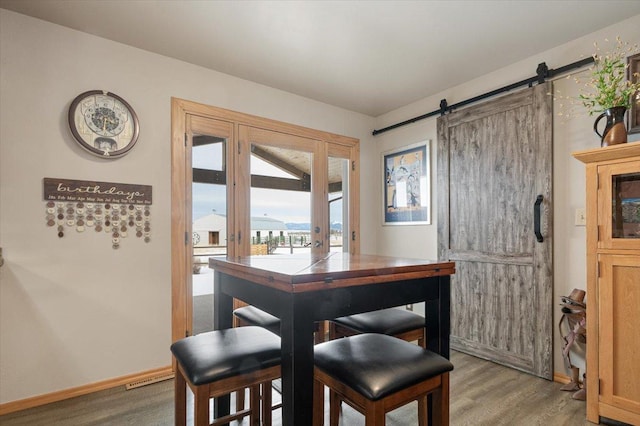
<box><xmin>43</xmin><ymin>178</ymin><xmax>152</xmax><ymax>249</ymax></box>
<box><xmin>44</xmin><ymin>177</ymin><xmax>152</xmax><ymax>204</ymax></box>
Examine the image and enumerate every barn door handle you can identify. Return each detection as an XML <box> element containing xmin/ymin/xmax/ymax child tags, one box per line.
<box><xmin>534</xmin><ymin>195</ymin><xmax>544</xmax><ymax>243</ymax></box>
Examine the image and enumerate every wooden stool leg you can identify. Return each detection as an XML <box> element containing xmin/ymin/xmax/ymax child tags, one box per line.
<box><xmin>439</xmin><ymin>373</ymin><xmax>450</xmax><ymax>426</ymax></box>
<box><xmin>262</xmin><ymin>381</ymin><xmax>273</xmax><ymax>426</ymax></box>
<box><xmin>329</xmin><ymin>389</ymin><xmax>340</xmax><ymax>426</ymax></box>
<box><xmin>431</xmin><ymin>389</ymin><xmax>442</xmax><ymax>426</ymax></box>
<box><xmin>194</xmin><ymin>387</ymin><xmax>209</xmax><ymax>426</ymax></box>
<box><xmin>174</xmin><ymin>369</ymin><xmax>187</xmax><ymax>426</ymax></box>
<box><xmin>418</xmin><ymin>330</ymin><xmax>426</xmax><ymax>348</ymax></box>
<box><xmin>248</xmin><ymin>384</ymin><xmax>259</xmax><ymax>426</ymax></box>
<box><xmin>233</xmin><ymin>316</ymin><xmax>245</xmax><ymax>414</ymax></box>
<box><xmin>418</xmin><ymin>395</ymin><xmax>427</xmax><ymax>426</ymax></box>
<box><xmin>328</xmin><ymin>322</ymin><xmax>338</xmax><ymax>340</ymax></box>
<box><xmin>430</xmin><ymin>372</ymin><xmax>449</xmax><ymax>426</ymax></box>
<box><xmin>314</xmin><ymin>321</ymin><xmax>325</xmax><ymax>344</ymax></box>
<box><xmin>365</xmin><ymin>400</ymin><xmax>385</xmax><ymax>426</ymax></box>
<box><xmin>313</xmin><ymin>379</ymin><xmax>324</xmax><ymax>426</ymax></box>
<box><xmin>236</xmin><ymin>388</ymin><xmax>245</xmax><ymax>413</ymax></box>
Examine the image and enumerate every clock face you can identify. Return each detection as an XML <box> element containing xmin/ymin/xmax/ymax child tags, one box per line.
<box><xmin>68</xmin><ymin>91</ymin><xmax>139</xmax><ymax>158</ymax></box>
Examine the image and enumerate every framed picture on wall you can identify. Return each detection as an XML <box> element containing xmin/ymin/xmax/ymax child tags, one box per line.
<box><xmin>382</xmin><ymin>141</ymin><xmax>430</xmax><ymax>225</ymax></box>
<box><xmin>628</xmin><ymin>53</ymin><xmax>640</xmax><ymax>134</ymax></box>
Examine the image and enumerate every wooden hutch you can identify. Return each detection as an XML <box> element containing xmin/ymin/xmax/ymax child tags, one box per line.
<box><xmin>573</xmin><ymin>143</ymin><xmax>640</xmax><ymax>425</ymax></box>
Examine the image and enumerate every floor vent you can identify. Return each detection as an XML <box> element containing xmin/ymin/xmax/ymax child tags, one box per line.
<box><xmin>125</xmin><ymin>373</ymin><xmax>174</xmax><ymax>390</ymax></box>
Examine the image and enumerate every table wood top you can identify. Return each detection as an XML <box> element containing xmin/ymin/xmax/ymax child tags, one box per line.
<box><xmin>209</xmin><ymin>253</ymin><xmax>455</xmax><ymax>292</ymax></box>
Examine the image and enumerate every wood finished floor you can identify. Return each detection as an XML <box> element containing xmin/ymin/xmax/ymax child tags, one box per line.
<box><xmin>0</xmin><ymin>351</ymin><xmax>590</xmax><ymax>425</ymax></box>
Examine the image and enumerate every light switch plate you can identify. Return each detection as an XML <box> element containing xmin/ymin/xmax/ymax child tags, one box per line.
<box><xmin>575</xmin><ymin>208</ymin><xmax>586</xmax><ymax>226</ymax></box>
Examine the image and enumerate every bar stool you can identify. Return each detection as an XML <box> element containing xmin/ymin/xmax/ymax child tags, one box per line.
<box><xmin>170</xmin><ymin>326</ymin><xmax>281</xmax><ymax>426</ymax></box>
<box><xmin>329</xmin><ymin>307</ymin><xmax>426</xmax><ymax>348</ymax></box>
<box><xmin>233</xmin><ymin>305</ymin><xmax>281</xmax><ymax>335</ymax></box>
<box><xmin>313</xmin><ymin>333</ymin><xmax>453</xmax><ymax>426</ymax></box>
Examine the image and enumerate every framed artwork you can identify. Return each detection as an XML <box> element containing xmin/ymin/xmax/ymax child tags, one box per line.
<box><xmin>628</xmin><ymin>53</ymin><xmax>640</xmax><ymax>134</ymax></box>
<box><xmin>382</xmin><ymin>141</ymin><xmax>430</xmax><ymax>225</ymax></box>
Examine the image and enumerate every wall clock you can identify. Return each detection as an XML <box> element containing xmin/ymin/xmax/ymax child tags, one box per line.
<box><xmin>68</xmin><ymin>90</ymin><xmax>139</xmax><ymax>158</ymax></box>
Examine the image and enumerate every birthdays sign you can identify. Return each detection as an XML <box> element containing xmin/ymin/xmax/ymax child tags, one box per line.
<box><xmin>43</xmin><ymin>178</ymin><xmax>152</xmax><ymax>249</ymax></box>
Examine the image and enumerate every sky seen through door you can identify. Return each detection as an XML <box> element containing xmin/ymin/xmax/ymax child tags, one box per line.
<box><xmin>192</xmin><ymin>144</ymin><xmax>342</xmax><ymax>226</ymax></box>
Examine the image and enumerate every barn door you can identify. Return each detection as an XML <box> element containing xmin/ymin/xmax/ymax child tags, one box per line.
<box><xmin>437</xmin><ymin>82</ymin><xmax>553</xmax><ymax>379</ymax></box>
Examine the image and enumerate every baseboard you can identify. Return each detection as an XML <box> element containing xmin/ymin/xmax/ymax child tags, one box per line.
<box><xmin>0</xmin><ymin>365</ymin><xmax>173</xmax><ymax>416</ymax></box>
<box><xmin>0</xmin><ymin>368</ymin><xmax>579</xmax><ymax>415</ymax></box>
<box><xmin>554</xmin><ymin>371</ymin><xmax>584</xmax><ymax>385</ymax></box>
<box><xmin>554</xmin><ymin>372</ymin><xmax>571</xmax><ymax>384</ymax></box>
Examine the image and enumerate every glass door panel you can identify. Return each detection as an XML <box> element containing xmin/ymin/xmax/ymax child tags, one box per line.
<box><xmin>328</xmin><ymin>156</ymin><xmax>349</xmax><ymax>253</ymax></box>
<box><xmin>251</xmin><ymin>145</ymin><xmax>312</xmax><ymax>254</ymax></box>
<box><xmin>612</xmin><ymin>171</ymin><xmax>640</xmax><ymax>239</ymax></box>
<box><xmin>328</xmin><ymin>142</ymin><xmax>358</xmax><ymax>254</ymax></box>
<box><xmin>600</xmin><ymin>162</ymin><xmax>640</xmax><ymax>250</ymax></box>
<box><xmin>239</xmin><ymin>126</ymin><xmax>325</xmax><ymax>256</ymax></box>
<box><xmin>188</xmin><ymin>115</ymin><xmax>232</xmax><ymax>335</ymax></box>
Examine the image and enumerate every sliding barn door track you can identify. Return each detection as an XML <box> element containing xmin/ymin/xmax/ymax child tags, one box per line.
<box><xmin>372</xmin><ymin>57</ymin><xmax>594</xmax><ymax>136</ymax></box>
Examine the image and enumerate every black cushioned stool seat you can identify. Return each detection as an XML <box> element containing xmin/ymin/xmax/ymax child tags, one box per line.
<box><xmin>330</xmin><ymin>308</ymin><xmax>426</xmax><ymax>348</ymax></box>
<box><xmin>313</xmin><ymin>333</ymin><xmax>453</xmax><ymax>426</ymax></box>
<box><xmin>171</xmin><ymin>326</ymin><xmax>281</xmax><ymax>426</ymax></box>
<box><xmin>233</xmin><ymin>305</ymin><xmax>281</xmax><ymax>335</ymax></box>
<box><xmin>234</xmin><ymin>305</ymin><xmax>325</xmax><ymax>343</ymax></box>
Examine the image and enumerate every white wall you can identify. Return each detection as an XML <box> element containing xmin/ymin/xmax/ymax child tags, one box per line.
<box><xmin>0</xmin><ymin>9</ymin><xmax>375</xmax><ymax>404</ymax></box>
<box><xmin>373</xmin><ymin>15</ymin><xmax>640</xmax><ymax>377</ymax></box>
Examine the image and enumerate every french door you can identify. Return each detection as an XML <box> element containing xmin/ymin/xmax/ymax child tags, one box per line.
<box><xmin>171</xmin><ymin>99</ymin><xmax>359</xmax><ymax>341</ymax></box>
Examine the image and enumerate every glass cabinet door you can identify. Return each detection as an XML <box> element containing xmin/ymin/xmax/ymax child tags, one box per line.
<box><xmin>612</xmin><ymin>171</ymin><xmax>640</xmax><ymax>239</ymax></box>
<box><xmin>599</xmin><ymin>161</ymin><xmax>640</xmax><ymax>249</ymax></box>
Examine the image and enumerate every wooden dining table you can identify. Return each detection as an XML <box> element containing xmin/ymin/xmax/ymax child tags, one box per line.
<box><xmin>209</xmin><ymin>252</ymin><xmax>455</xmax><ymax>426</ymax></box>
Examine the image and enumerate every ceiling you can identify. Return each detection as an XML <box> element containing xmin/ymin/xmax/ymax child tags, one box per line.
<box><xmin>2</xmin><ymin>0</ymin><xmax>640</xmax><ymax>116</ymax></box>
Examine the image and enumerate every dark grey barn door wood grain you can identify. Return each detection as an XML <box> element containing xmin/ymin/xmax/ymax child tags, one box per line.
<box><xmin>437</xmin><ymin>82</ymin><xmax>553</xmax><ymax>379</ymax></box>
